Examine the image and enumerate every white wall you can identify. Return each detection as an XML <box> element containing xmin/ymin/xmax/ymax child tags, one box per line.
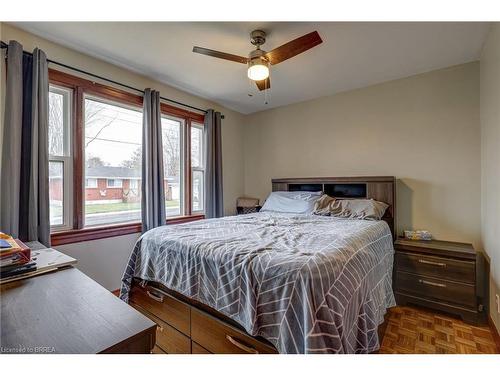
<box><xmin>56</xmin><ymin>233</ymin><xmax>140</xmax><ymax>291</ymax></box>
<box><xmin>244</xmin><ymin>63</ymin><xmax>481</xmax><ymax>248</ymax></box>
<box><xmin>0</xmin><ymin>24</ymin><xmax>246</xmax><ymax>291</ymax></box>
<box><xmin>480</xmin><ymin>23</ymin><xmax>500</xmax><ymax>333</ymax></box>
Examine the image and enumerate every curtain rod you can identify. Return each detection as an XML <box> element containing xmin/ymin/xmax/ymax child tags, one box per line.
<box><xmin>1</xmin><ymin>41</ymin><xmax>221</xmax><ymax>117</ymax></box>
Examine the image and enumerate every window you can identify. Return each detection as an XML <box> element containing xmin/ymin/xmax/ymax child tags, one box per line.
<box><xmin>161</xmin><ymin>116</ymin><xmax>184</xmax><ymax>217</ymax></box>
<box><xmin>191</xmin><ymin>123</ymin><xmax>205</xmax><ymax>213</ymax></box>
<box><xmin>106</xmin><ymin>179</ymin><xmax>123</xmax><ymax>188</ymax></box>
<box><xmin>48</xmin><ymin>70</ymin><xmax>205</xmax><ymax>245</ymax></box>
<box><xmin>129</xmin><ymin>179</ymin><xmax>139</xmax><ymax>190</ymax></box>
<box><xmin>84</xmin><ymin>97</ymin><xmax>142</xmax><ymax>227</ymax></box>
<box><xmin>48</xmin><ymin>85</ymin><xmax>73</xmax><ymax>230</ymax></box>
<box><xmin>85</xmin><ymin>178</ymin><xmax>98</xmax><ymax>188</ymax></box>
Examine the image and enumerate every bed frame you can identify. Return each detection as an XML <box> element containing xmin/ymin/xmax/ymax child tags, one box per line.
<box><xmin>128</xmin><ymin>176</ymin><xmax>396</xmax><ymax>354</ymax></box>
<box><xmin>272</xmin><ymin>176</ymin><xmax>397</xmax><ymax>239</ymax></box>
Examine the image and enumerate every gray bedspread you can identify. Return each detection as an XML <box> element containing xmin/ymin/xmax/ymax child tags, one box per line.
<box><xmin>120</xmin><ymin>212</ymin><xmax>395</xmax><ymax>353</ymax></box>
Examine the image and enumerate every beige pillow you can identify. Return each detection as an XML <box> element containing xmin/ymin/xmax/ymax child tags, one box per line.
<box><xmin>314</xmin><ymin>195</ymin><xmax>389</xmax><ymax>220</ymax></box>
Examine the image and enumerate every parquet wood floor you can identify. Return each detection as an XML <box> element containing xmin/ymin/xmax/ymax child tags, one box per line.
<box><xmin>379</xmin><ymin>306</ymin><xmax>499</xmax><ymax>354</ymax></box>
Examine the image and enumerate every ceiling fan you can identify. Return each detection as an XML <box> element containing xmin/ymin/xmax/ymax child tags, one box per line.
<box><xmin>192</xmin><ymin>30</ymin><xmax>323</xmax><ymax>91</ymax></box>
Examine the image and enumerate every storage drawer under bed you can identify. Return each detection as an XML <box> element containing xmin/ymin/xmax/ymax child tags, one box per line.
<box><xmin>128</xmin><ymin>281</ymin><xmax>278</xmax><ymax>354</ymax></box>
<box><xmin>129</xmin><ymin>284</ymin><xmax>190</xmax><ymax>336</ymax></box>
<box><xmin>191</xmin><ymin>308</ymin><xmax>277</xmax><ymax>354</ymax></box>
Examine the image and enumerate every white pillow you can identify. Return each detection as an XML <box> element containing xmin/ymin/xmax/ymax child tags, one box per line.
<box><xmin>260</xmin><ymin>191</ymin><xmax>323</xmax><ymax>214</ymax></box>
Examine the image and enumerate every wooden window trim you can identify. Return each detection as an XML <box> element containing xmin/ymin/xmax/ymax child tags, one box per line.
<box><xmin>51</xmin><ymin>215</ymin><xmax>205</xmax><ymax>246</ymax></box>
<box><xmin>48</xmin><ymin>68</ymin><xmax>206</xmax><ymax>245</ymax></box>
<box><xmin>159</xmin><ymin>102</ymin><xmax>205</xmax><ymax>218</ymax></box>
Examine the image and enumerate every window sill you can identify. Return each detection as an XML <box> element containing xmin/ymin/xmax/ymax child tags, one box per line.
<box><xmin>50</xmin><ymin>214</ymin><xmax>205</xmax><ymax>246</ymax></box>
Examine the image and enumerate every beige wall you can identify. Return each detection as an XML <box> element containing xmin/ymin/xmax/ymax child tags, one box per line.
<box><xmin>244</xmin><ymin>63</ymin><xmax>481</xmax><ymax>248</ymax></box>
<box><xmin>480</xmin><ymin>23</ymin><xmax>500</xmax><ymax>332</ymax></box>
<box><xmin>0</xmin><ymin>24</ymin><xmax>246</xmax><ymax>290</ymax></box>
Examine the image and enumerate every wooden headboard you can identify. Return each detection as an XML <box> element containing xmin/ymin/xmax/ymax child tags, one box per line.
<box><xmin>272</xmin><ymin>176</ymin><xmax>397</xmax><ymax>240</ymax></box>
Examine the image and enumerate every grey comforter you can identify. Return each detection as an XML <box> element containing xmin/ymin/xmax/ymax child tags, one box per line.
<box><xmin>120</xmin><ymin>212</ymin><xmax>395</xmax><ymax>353</ymax></box>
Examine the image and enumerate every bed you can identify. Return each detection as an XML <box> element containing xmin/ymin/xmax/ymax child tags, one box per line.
<box><xmin>120</xmin><ymin>176</ymin><xmax>397</xmax><ymax>354</ymax></box>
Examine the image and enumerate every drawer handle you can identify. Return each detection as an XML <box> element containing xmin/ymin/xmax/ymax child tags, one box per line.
<box><xmin>418</xmin><ymin>259</ymin><xmax>446</xmax><ymax>267</ymax></box>
<box><xmin>146</xmin><ymin>290</ymin><xmax>164</xmax><ymax>303</ymax></box>
<box><xmin>419</xmin><ymin>279</ymin><xmax>446</xmax><ymax>288</ymax></box>
<box><xmin>225</xmin><ymin>335</ymin><xmax>259</xmax><ymax>354</ymax></box>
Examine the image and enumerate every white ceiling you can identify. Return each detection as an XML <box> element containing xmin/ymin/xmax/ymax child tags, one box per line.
<box><xmin>12</xmin><ymin>22</ymin><xmax>491</xmax><ymax>114</ymax></box>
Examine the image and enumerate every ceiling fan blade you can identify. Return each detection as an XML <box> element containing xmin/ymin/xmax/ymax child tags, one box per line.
<box><xmin>255</xmin><ymin>77</ymin><xmax>271</xmax><ymax>91</ymax></box>
<box><xmin>192</xmin><ymin>46</ymin><xmax>248</xmax><ymax>64</ymax></box>
<box><xmin>264</xmin><ymin>31</ymin><xmax>322</xmax><ymax>65</ymax></box>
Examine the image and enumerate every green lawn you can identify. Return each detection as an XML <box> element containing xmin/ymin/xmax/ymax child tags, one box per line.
<box><xmin>51</xmin><ymin>200</ymin><xmax>180</xmax><ymax>217</ymax></box>
<box><xmin>85</xmin><ymin>202</ymin><xmax>141</xmax><ymax>214</ymax></box>
<box><xmin>83</xmin><ymin>200</ymin><xmax>179</xmax><ymax>214</ymax></box>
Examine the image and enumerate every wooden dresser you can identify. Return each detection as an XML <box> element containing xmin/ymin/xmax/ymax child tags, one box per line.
<box><xmin>129</xmin><ymin>282</ymin><xmax>278</xmax><ymax>354</ymax></box>
<box><xmin>1</xmin><ymin>268</ymin><xmax>156</xmax><ymax>354</ymax></box>
<box><xmin>394</xmin><ymin>238</ymin><xmax>485</xmax><ymax>324</ymax></box>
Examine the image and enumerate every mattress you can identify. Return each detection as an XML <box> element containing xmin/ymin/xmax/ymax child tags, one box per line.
<box><xmin>120</xmin><ymin>212</ymin><xmax>395</xmax><ymax>353</ymax></box>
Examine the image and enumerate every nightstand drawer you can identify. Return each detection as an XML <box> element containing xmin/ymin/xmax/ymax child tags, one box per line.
<box><xmin>395</xmin><ymin>271</ymin><xmax>476</xmax><ymax>308</ymax></box>
<box><xmin>395</xmin><ymin>252</ymin><xmax>475</xmax><ymax>283</ymax></box>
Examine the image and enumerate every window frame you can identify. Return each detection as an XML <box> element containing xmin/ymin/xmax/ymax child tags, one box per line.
<box><xmin>106</xmin><ymin>179</ymin><xmax>123</xmax><ymax>189</ymax></box>
<box><xmin>160</xmin><ymin>102</ymin><xmax>205</xmax><ymax>218</ymax></box>
<box><xmin>48</xmin><ymin>84</ymin><xmax>74</xmax><ymax>232</ymax></box>
<box><xmin>191</xmin><ymin>122</ymin><xmax>205</xmax><ymax>214</ymax></box>
<box><xmin>129</xmin><ymin>179</ymin><xmax>139</xmax><ymax>190</ymax></box>
<box><xmin>49</xmin><ymin>69</ymin><xmax>205</xmax><ymax>245</ymax></box>
<box><xmin>85</xmin><ymin>178</ymin><xmax>98</xmax><ymax>188</ymax></box>
<box><xmin>161</xmin><ymin>114</ymin><xmax>186</xmax><ymax>218</ymax></box>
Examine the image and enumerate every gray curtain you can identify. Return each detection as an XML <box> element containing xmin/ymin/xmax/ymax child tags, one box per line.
<box><xmin>141</xmin><ymin>89</ymin><xmax>166</xmax><ymax>232</ymax></box>
<box><xmin>0</xmin><ymin>41</ymin><xmax>50</xmax><ymax>246</ymax></box>
<box><xmin>204</xmin><ymin>109</ymin><xmax>223</xmax><ymax>218</ymax></box>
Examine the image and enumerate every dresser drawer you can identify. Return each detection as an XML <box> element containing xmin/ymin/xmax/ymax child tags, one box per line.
<box><xmin>191</xmin><ymin>309</ymin><xmax>277</xmax><ymax>354</ymax></box>
<box><xmin>395</xmin><ymin>271</ymin><xmax>476</xmax><ymax>308</ymax></box>
<box><xmin>152</xmin><ymin>345</ymin><xmax>167</xmax><ymax>354</ymax></box>
<box><xmin>130</xmin><ymin>302</ymin><xmax>191</xmax><ymax>354</ymax></box>
<box><xmin>395</xmin><ymin>252</ymin><xmax>475</xmax><ymax>283</ymax></box>
<box><xmin>155</xmin><ymin>319</ymin><xmax>191</xmax><ymax>354</ymax></box>
<box><xmin>129</xmin><ymin>284</ymin><xmax>190</xmax><ymax>336</ymax></box>
<box><xmin>192</xmin><ymin>342</ymin><xmax>211</xmax><ymax>354</ymax></box>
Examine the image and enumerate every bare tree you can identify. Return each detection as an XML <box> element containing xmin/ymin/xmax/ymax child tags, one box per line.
<box><xmin>162</xmin><ymin>129</ymin><xmax>180</xmax><ymax>177</ymax></box>
<box><xmin>48</xmin><ymin>96</ymin><xmax>119</xmax><ymax>154</ymax></box>
<box><xmin>84</xmin><ymin>100</ymin><xmax>118</xmax><ymax>148</ymax></box>
<box><xmin>121</xmin><ymin>146</ymin><xmax>142</xmax><ymax>169</ymax></box>
<box><xmin>86</xmin><ymin>155</ymin><xmax>107</xmax><ymax>168</ymax></box>
<box><xmin>48</xmin><ymin>92</ymin><xmax>64</xmax><ymax>155</ymax></box>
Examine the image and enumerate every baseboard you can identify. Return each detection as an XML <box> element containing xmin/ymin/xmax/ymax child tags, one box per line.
<box><xmin>488</xmin><ymin>315</ymin><xmax>500</xmax><ymax>352</ymax></box>
<box><xmin>111</xmin><ymin>289</ymin><xmax>120</xmax><ymax>297</ymax></box>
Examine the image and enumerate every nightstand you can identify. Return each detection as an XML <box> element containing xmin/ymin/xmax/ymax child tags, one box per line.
<box><xmin>393</xmin><ymin>238</ymin><xmax>485</xmax><ymax>325</ymax></box>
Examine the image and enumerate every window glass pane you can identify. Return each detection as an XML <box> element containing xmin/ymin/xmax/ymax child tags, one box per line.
<box><xmin>49</xmin><ymin>161</ymin><xmax>64</xmax><ymax>226</ymax></box>
<box><xmin>48</xmin><ymin>86</ymin><xmax>71</xmax><ymax>157</ymax></box>
<box><xmin>84</xmin><ymin>97</ymin><xmax>142</xmax><ymax>227</ymax></box>
<box><xmin>107</xmin><ymin>179</ymin><xmax>123</xmax><ymax>188</ymax></box>
<box><xmin>161</xmin><ymin>117</ymin><xmax>183</xmax><ymax>217</ymax></box>
<box><xmin>85</xmin><ymin>178</ymin><xmax>97</xmax><ymax>188</ymax></box>
<box><xmin>192</xmin><ymin>170</ymin><xmax>204</xmax><ymax>212</ymax></box>
<box><xmin>191</xmin><ymin>125</ymin><xmax>203</xmax><ymax>168</ymax></box>
<box><xmin>191</xmin><ymin>123</ymin><xmax>204</xmax><ymax>212</ymax></box>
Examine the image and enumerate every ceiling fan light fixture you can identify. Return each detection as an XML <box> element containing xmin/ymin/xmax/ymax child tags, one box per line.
<box><xmin>247</xmin><ymin>58</ymin><xmax>269</xmax><ymax>81</ymax></box>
